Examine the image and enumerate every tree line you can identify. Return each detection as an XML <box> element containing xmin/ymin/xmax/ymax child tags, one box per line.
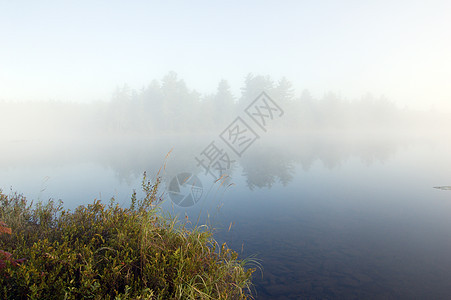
<box><xmin>1</xmin><ymin>71</ymin><xmax>446</xmax><ymax>139</ymax></box>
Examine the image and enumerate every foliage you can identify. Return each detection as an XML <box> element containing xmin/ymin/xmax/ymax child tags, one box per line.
<box><xmin>0</xmin><ymin>179</ymin><xmax>255</xmax><ymax>299</ymax></box>
<box><xmin>1</xmin><ymin>219</ymin><xmax>27</xmax><ymax>271</ymax></box>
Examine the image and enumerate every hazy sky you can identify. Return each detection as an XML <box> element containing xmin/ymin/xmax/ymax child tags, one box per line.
<box><xmin>1</xmin><ymin>0</ymin><xmax>450</xmax><ymax>111</ymax></box>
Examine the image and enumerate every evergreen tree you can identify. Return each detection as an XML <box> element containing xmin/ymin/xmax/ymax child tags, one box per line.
<box><xmin>213</xmin><ymin>79</ymin><xmax>235</xmax><ymax>127</ymax></box>
<box><xmin>239</xmin><ymin>73</ymin><xmax>274</xmax><ymax>109</ymax></box>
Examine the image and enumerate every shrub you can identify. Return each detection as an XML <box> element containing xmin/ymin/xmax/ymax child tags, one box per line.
<box><xmin>0</xmin><ymin>176</ymin><xmax>255</xmax><ymax>299</ymax></box>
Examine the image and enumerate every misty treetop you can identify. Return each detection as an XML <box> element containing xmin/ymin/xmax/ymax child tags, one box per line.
<box><xmin>104</xmin><ymin>72</ymin><xmax>403</xmax><ymax>133</ymax></box>
<box><xmin>0</xmin><ymin>72</ymin><xmax>445</xmax><ymax>139</ymax></box>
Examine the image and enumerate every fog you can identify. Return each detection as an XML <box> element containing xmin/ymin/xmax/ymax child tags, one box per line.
<box><xmin>1</xmin><ymin>1</ymin><xmax>450</xmax><ymax>143</ymax></box>
<box><xmin>1</xmin><ymin>71</ymin><xmax>450</xmax><ymax>142</ymax></box>
<box><xmin>1</xmin><ymin>71</ymin><xmax>449</xmax><ymax>189</ymax></box>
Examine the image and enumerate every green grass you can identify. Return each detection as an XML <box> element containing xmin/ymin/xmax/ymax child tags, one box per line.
<box><xmin>0</xmin><ymin>174</ymin><xmax>256</xmax><ymax>299</ymax></box>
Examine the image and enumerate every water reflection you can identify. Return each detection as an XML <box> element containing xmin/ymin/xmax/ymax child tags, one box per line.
<box><xmin>0</xmin><ymin>132</ymin><xmax>408</xmax><ymax>193</ymax></box>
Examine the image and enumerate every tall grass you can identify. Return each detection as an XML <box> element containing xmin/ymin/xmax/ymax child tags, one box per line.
<box><xmin>0</xmin><ymin>174</ymin><xmax>255</xmax><ymax>299</ymax></box>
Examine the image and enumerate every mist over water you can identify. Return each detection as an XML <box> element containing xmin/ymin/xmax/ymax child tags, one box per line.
<box><xmin>1</xmin><ymin>72</ymin><xmax>450</xmax><ymax>141</ymax></box>
<box><xmin>1</xmin><ymin>73</ymin><xmax>451</xmax><ymax>298</ymax></box>
<box><xmin>1</xmin><ymin>72</ymin><xmax>449</xmax><ymax>181</ymax></box>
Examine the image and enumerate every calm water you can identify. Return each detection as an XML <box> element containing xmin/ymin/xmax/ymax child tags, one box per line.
<box><xmin>1</xmin><ymin>132</ymin><xmax>451</xmax><ymax>299</ymax></box>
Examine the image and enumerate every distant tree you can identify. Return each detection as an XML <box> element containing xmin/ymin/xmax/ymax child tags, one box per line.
<box><xmin>238</xmin><ymin>73</ymin><xmax>274</xmax><ymax>109</ymax></box>
<box><xmin>141</xmin><ymin>80</ymin><xmax>164</xmax><ymax>131</ymax></box>
<box><xmin>213</xmin><ymin>79</ymin><xmax>236</xmax><ymax>127</ymax></box>
<box><xmin>160</xmin><ymin>71</ymin><xmax>201</xmax><ymax>131</ymax></box>
<box><xmin>199</xmin><ymin>93</ymin><xmax>215</xmax><ymax>130</ymax></box>
<box><xmin>108</xmin><ymin>84</ymin><xmax>133</xmax><ymax>131</ymax></box>
<box><xmin>273</xmin><ymin>77</ymin><xmax>295</xmax><ymax>104</ymax></box>
<box><xmin>319</xmin><ymin>92</ymin><xmax>346</xmax><ymax>128</ymax></box>
<box><xmin>297</xmin><ymin>89</ymin><xmax>319</xmax><ymax>128</ymax></box>
<box><xmin>112</xmin><ymin>84</ymin><xmax>132</xmax><ymax>103</ymax></box>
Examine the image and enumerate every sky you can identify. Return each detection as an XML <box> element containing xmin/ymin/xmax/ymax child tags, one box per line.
<box><xmin>1</xmin><ymin>0</ymin><xmax>450</xmax><ymax>111</ymax></box>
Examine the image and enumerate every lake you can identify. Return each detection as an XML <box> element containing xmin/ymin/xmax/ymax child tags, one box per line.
<box><xmin>1</xmin><ymin>131</ymin><xmax>451</xmax><ymax>299</ymax></box>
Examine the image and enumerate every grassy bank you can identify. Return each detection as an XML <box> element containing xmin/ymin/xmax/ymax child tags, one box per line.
<box><xmin>0</xmin><ymin>175</ymin><xmax>255</xmax><ymax>299</ymax></box>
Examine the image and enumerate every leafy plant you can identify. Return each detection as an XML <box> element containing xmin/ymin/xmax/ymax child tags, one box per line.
<box><xmin>0</xmin><ymin>220</ymin><xmax>26</xmax><ymax>272</ymax></box>
<box><xmin>0</xmin><ymin>176</ymin><xmax>256</xmax><ymax>299</ymax></box>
